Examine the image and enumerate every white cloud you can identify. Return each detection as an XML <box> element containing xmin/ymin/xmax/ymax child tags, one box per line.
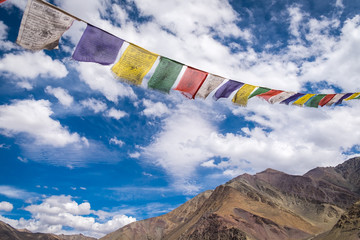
<box><xmin>75</xmin><ymin>62</ymin><xmax>136</xmax><ymax>103</ymax></box>
<box><xmin>109</xmin><ymin>137</ymin><xmax>125</xmax><ymax>147</ymax></box>
<box><xmin>335</xmin><ymin>0</ymin><xmax>344</xmax><ymax>8</ymax></box>
<box><xmin>81</xmin><ymin>98</ymin><xmax>107</xmax><ymax>113</ymax></box>
<box><xmin>0</xmin><ymin>186</ymin><xmax>38</xmax><ymax>202</ymax></box>
<box><xmin>0</xmin><ymin>21</ymin><xmax>17</xmax><ymax>51</ymax></box>
<box><xmin>142</xmin><ymin>102</ymin><xmax>216</xmax><ymax>194</ymax></box>
<box><xmin>45</xmin><ymin>86</ymin><xmax>74</xmax><ymax>107</ymax></box>
<box><xmin>130</xmin><ymin>0</ymin><xmax>251</xmax><ymax>40</ymax></box>
<box><xmin>17</xmin><ymin>156</ymin><xmax>28</xmax><ymax>163</ymax></box>
<box><xmin>142</xmin><ymin>99</ymin><xmax>170</xmax><ymax>118</ymax></box>
<box><xmin>142</xmin><ymin>96</ymin><xmax>360</xmax><ymax>194</ymax></box>
<box><xmin>288</xmin><ymin>5</ymin><xmax>305</xmax><ymax>40</ymax></box>
<box><xmin>200</xmin><ymin>159</ymin><xmax>217</xmax><ymax>168</ymax></box>
<box><xmin>300</xmin><ymin>15</ymin><xmax>360</xmax><ymax>92</ymax></box>
<box><xmin>0</xmin><ymin>52</ymin><xmax>68</xmax><ymax>89</ymax></box>
<box><xmin>0</xmin><ymin>201</ymin><xmax>13</xmax><ymax>212</ymax></box>
<box><xmin>25</xmin><ymin>195</ymin><xmax>91</xmax><ymax>216</ymax></box>
<box><xmin>0</xmin><ymin>99</ymin><xmax>86</xmax><ymax>147</ymax></box>
<box><xmin>0</xmin><ymin>143</ymin><xmax>10</xmax><ymax>149</ymax></box>
<box><xmin>6</xmin><ymin>0</ymin><xmax>27</xmax><ymax>10</ymax></box>
<box><xmin>129</xmin><ymin>152</ymin><xmax>141</xmax><ymax>158</ymax></box>
<box><xmin>106</xmin><ymin>108</ymin><xmax>127</xmax><ymax>120</ymax></box>
<box><xmin>0</xmin><ymin>195</ymin><xmax>136</xmax><ymax>238</ymax></box>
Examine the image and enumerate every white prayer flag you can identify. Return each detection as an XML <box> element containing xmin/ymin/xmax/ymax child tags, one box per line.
<box><xmin>16</xmin><ymin>0</ymin><xmax>74</xmax><ymax>50</ymax></box>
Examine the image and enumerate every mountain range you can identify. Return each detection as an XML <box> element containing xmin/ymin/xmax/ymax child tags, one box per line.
<box><xmin>1</xmin><ymin>157</ymin><xmax>360</xmax><ymax>239</ymax></box>
<box><xmin>101</xmin><ymin>157</ymin><xmax>360</xmax><ymax>240</ymax></box>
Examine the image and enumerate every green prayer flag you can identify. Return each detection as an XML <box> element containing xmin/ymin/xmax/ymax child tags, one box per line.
<box><xmin>305</xmin><ymin>94</ymin><xmax>326</xmax><ymax>108</ymax></box>
<box><xmin>147</xmin><ymin>57</ymin><xmax>183</xmax><ymax>93</ymax></box>
<box><xmin>248</xmin><ymin>87</ymin><xmax>271</xmax><ymax>99</ymax></box>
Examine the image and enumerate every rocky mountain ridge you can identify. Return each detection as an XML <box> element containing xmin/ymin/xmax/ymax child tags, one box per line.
<box><xmin>101</xmin><ymin>157</ymin><xmax>360</xmax><ymax>240</ymax></box>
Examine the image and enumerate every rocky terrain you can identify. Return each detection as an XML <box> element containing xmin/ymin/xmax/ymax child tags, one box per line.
<box><xmin>101</xmin><ymin>157</ymin><xmax>360</xmax><ymax>240</ymax></box>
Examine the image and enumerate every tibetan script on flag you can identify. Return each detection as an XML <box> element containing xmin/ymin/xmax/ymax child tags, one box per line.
<box><xmin>112</xmin><ymin>44</ymin><xmax>158</xmax><ymax>85</ymax></box>
<box><xmin>16</xmin><ymin>0</ymin><xmax>74</xmax><ymax>50</ymax></box>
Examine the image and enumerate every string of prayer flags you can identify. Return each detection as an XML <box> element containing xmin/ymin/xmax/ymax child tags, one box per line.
<box><xmin>248</xmin><ymin>87</ymin><xmax>271</xmax><ymax>99</ymax></box>
<box><xmin>318</xmin><ymin>94</ymin><xmax>335</xmax><ymax>107</ymax></box>
<box><xmin>196</xmin><ymin>74</ymin><xmax>226</xmax><ymax>99</ymax></box>
<box><xmin>15</xmin><ymin>0</ymin><xmax>360</xmax><ymax>109</ymax></box>
<box><xmin>335</xmin><ymin>93</ymin><xmax>353</xmax><ymax>105</ymax></box>
<box><xmin>345</xmin><ymin>92</ymin><xmax>360</xmax><ymax>101</ymax></box>
<box><xmin>293</xmin><ymin>94</ymin><xmax>316</xmax><ymax>106</ymax></box>
<box><xmin>232</xmin><ymin>84</ymin><xmax>257</xmax><ymax>106</ymax></box>
<box><xmin>325</xmin><ymin>94</ymin><xmax>345</xmax><ymax>106</ymax></box>
<box><xmin>111</xmin><ymin>44</ymin><xmax>158</xmax><ymax>85</ymax></box>
<box><xmin>72</xmin><ymin>24</ymin><xmax>124</xmax><ymax>65</ymax></box>
<box><xmin>268</xmin><ymin>92</ymin><xmax>296</xmax><ymax>104</ymax></box>
<box><xmin>280</xmin><ymin>93</ymin><xmax>304</xmax><ymax>105</ymax></box>
<box><xmin>148</xmin><ymin>57</ymin><xmax>183</xmax><ymax>93</ymax></box>
<box><xmin>214</xmin><ymin>80</ymin><xmax>244</xmax><ymax>101</ymax></box>
<box><xmin>305</xmin><ymin>94</ymin><xmax>326</xmax><ymax>108</ymax></box>
<box><xmin>16</xmin><ymin>0</ymin><xmax>74</xmax><ymax>50</ymax></box>
<box><xmin>174</xmin><ymin>67</ymin><xmax>208</xmax><ymax>99</ymax></box>
<box><xmin>257</xmin><ymin>90</ymin><xmax>283</xmax><ymax>102</ymax></box>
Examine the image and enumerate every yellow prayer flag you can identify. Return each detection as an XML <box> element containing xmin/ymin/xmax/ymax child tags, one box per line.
<box><xmin>293</xmin><ymin>94</ymin><xmax>316</xmax><ymax>106</ymax></box>
<box><xmin>232</xmin><ymin>84</ymin><xmax>257</xmax><ymax>106</ymax></box>
<box><xmin>112</xmin><ymin>44</ymin><xmax>158</xmax><ymax>85</ymax></box>
<box><xmin>345</xmin><ymin>92</ymin><xmax>360</xmax><ymax>101</ymax></box>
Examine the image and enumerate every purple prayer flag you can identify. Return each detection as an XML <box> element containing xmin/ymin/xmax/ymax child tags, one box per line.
<box><xmin>280</xmin><ymin>93</ymin><xmax>304</xmax><ymax>105</ymax></box>
<box><xmin>335</xmin><ymin>93</ymin><xmax>353</xmax><ymax>105</ymax></box>
<box><xmin>214</xmin><ymin>80</ymin><xmax>244</xmax><ymax>100</ymax></box>
<box><xmin>72</xmin><ymin>25</ymin><xmax>124</xmax><ymax>65</ymax></box>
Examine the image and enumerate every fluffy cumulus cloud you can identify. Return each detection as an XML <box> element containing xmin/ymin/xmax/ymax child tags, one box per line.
<box><xmin>0</xmin><ymin>99</ymin><xmax>86</xmax><ymax>147</ymax></box>
<box><xmin>142</xmin><ymin>98</ymin><xmax>360</xmax><ymax>192</ymax></box>
<box><xmin>109</xmin><ymin>137</ymin><xmax>125</xmax><ymax>147</ymax></box>
<box><xmin>106</xmin><ymin>108</ymin><xmax>127</xmax><ymax>120</ymax></box>
<box><xmin>300</xmin><ymin>15</ymin><xmax>360</xmax><ymax>91</ymax></box>
<box><xmin>0</xmin><ymin>201</ymin><xmax>13</xmax><ymax>212</ymax></box>
<box><xmin>0</xmin><ymin>21</ymin><xmax>17</xmax><ymax>51</ymax></box>
<box><xmin>45</xmin><ymin>86</ymin><xmax>74</xmax><ymax>107</ymax></box>
<box><xmin>0</xmin><ymin>52</ymin><xmax>68</xmax><ymax>89</ymax></box>
<box><xmin>142</xmin><ymin>99</ymin><xmax>170</xmax><ymax>118</ymax></box>
<box><xmin>75</xmin><ymin>62</ymin><xmax>136</xmax><ymax>103</ymax></box>
<box><xmin>0</xmin><ymin>195</ymin><xmax>135</xmax><ymax>238</ymax></box>
<box><xmin>81</xmin><ymin>98</ymin><xmax>107</xmax><ymax>113</ymax></box>
<box><xmin>143</xmin><ymin>102</ymin><xmax>216</xmax><ymax>194</ymax></box>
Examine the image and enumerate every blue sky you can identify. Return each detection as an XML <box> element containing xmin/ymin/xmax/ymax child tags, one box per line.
<box><xmin>0</xmin><ymin>0</ymin><xmax>360</xmax><ymax>238</ymax></box>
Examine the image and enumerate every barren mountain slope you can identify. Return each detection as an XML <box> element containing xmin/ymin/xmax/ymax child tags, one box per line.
<box><xmin>101</xmin><ymin>157</ymin><xmax>360</xmax><ymax>240</ymax></box>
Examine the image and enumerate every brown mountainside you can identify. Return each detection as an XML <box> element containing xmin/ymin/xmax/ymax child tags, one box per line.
<box><xmin>101</xmin><ymin>157</ymin><xmax>360</xmax><ymax>240</ymax></box>
<box><xmin>313</xmin><ymin>200</ymin><xmax>360</xmax><ymax>240</ymax></box>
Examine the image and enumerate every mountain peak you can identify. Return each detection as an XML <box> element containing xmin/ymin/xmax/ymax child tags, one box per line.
<box><xmin>101</xmin><ymin>157</ymin><xmax>360</xmax><ymax>240</ymax></box>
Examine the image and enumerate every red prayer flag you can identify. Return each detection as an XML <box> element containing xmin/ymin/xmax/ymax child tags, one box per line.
<box><xmin>319</xmin><ymin>94</ymin><xmax>336</xmax><ymax>107</ymax></box>
<box><xmin>174</xmin><ymin>67</ymin><xmax>208</xmax><ymax>99</ymax></box>
<box><xmin>0</xmin><ymin>0</ymin><xmax>7</xmax><ymax>3</ymax></box>
<box><xmin>257</xmin><ymin>90</ymin><xmax>283</xmax><ymax>102</ymax></box>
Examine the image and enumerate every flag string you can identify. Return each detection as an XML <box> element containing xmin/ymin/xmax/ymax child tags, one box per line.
<box><xmin>14</xmin><ymin>0</ymin><xmax>360</xmax><ymax>108</ymax></box>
